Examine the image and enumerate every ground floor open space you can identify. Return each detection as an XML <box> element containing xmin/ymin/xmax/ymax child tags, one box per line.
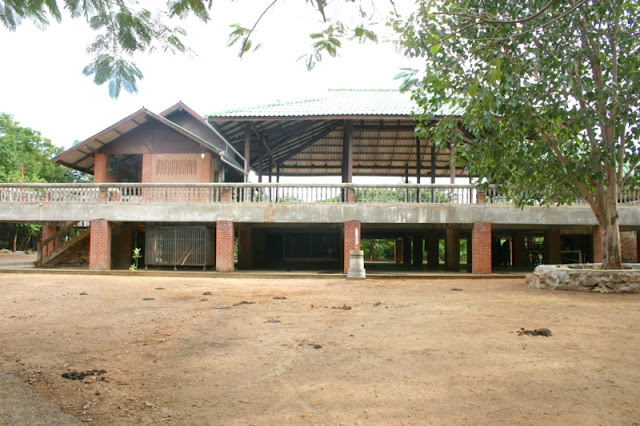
<box><xmin>1</xmin><ymin>271</ymin><xmax>639</xmax><ymax>424</ymax></box>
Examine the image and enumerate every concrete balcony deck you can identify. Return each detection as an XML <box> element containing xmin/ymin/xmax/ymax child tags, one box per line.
<box><xmin>1</xmin><ymin>183</ymin><xmax>639</xmax><ymax>228</ymax></box>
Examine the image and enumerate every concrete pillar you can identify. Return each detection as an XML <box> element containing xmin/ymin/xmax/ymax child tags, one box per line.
<box><xmin>89</xmin><ymin>219</ymin><xmax>111</xmax><ymax>271</ymax></box>
<box><xmin>592</xmin><ymin>225</ymin><xmax>603</xmax><ymax>263</ymax></box>
<box><xmin>426</xmin><ymin>233</ymin><xmax>439</xmax><ymax>270</ymax></box>
<box><xmin>544</xmin><ymin>229</ymin><xmax>562</xmax><ymax>264</ymax></box>
<box><xmin>412</xmin><ymin>235</ymin><xmax>423</xmax><ymax>267</ymax></box>
<box><xmin>512</xmin><ymin>232</ymin><xmax>527</xmax><ymax>268</ymax></box>
<box><xmin>343</xmin><ymin>220</ymin><xmax>361</xmax><ymax>273</ymax></box>
<box><xmin>216</xmin><ymin>221</ymin><xmax>235</xmax><ymax>272</ymax></box>
<box><xmin>446</xmin><ymin>226</ymin><xmax>460</xmax><ymax>271</ymax></box>
<box><xmin>472</xmin><ymin>222</ymin><xmax>492</xmax><ymax>274</ymax></box>
<box><xmin>637</xmin><ymin>231</ymin><xmax>640</xmax><ymax>263</ymax></box>
<box><xmin>237</xmin><ymin>226</ymin><xmax>253</xmax><ymax>269</ymax></box>
<box><xmin>403</xmin><ymin>237</ymin><xmax>412</xmax><ymax>265</ymax></box>
<box><xmin>395</xmin><ymin>238</ymin><xmax>403</xmax><ymax>264</ymax></box>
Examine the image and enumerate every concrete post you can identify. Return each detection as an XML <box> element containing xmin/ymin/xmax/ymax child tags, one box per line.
<box><xmin>216</xmin><ymin>221</ymin><xmax>235</xmax><ymax>272</ymax></box>
<box><xmin>472</xmin><ymin>222</ymin><xmax>492</xmax><ymax>274</ymax></box>
<box><xmin>89</xmin><ymin>219</ymin><xmax>111</xmax><ymax>271</ymax></box>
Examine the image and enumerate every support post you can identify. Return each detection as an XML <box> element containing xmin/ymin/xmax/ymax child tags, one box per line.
<box><xmin>426</xmin><ymin>233</ymin><xmax>439</xmax><ymax>270</ymax></box>
<box><xmin>412</xmin><ymin>235</ymin><xmax>423</xmax><ymax>267</ymax></box>
<box><xmin>472</xmin><ymin>222</ymin><xmax>492</xmax><ymax>274</ymax></box>
<box><xmin>237</xmin><ymin>226</ymin><xmax>253</xmax><ymax>269</ymax></box>
<box><xmin>446</xmin><ymin>226</ymin><xmax>460</xmax><ymax>271</ymax></box>
<box><xmin>544</xmin><ymin>229</ymin><xmax>562</xmax><ymax>264</ymax></box>
<box><xmin>89</xmin><ymin>219</ymin><xmax>111</xmax><ymax>271</ymax></box>
<box><xmin>592</xmin><ymin>226</ymin><xmax>603</xmax><ymax>263</ymax></box>
<box><xmin>512</xmin><ymin>232</ymin><xmax>527</xmax><ymax>268</ymax></box>
<box><xmin>403</xmin><ymin>237</ymin><xmax>412</xmax><ymax>265</ymax></box>
<box><xmin>216</xmin><ymin>221</ymin><xmax>235</xmax><ymax>272</ymax></box>
<box><xmin>244</xmin><ymin>126</ymin><xmax>251</xmax><ymax>181</ymax></box>
<box><xmin>395</xmin><ymin>238</ymin><xmax>403</xmax><ymax>264</ymax></box>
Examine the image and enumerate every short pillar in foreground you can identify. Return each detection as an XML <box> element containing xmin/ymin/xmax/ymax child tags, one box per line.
<box><xmin>216</xmin><ymin>221</ymin><xmax>235</xmax><ymax>272</ymax></box>
<box><xmin>89</xmin><ymin>219</ymin><xmax>111</xmax><ymax>271</ymax></box>
<box><xmin>347</xmin><ymin>249</ymin><xmax>366</xmax><ymax>279</ymax></box>
<box><xmin>472</xmin><ymin>221</ymin><xmax>492</xmax><ymax>274</ymax></box>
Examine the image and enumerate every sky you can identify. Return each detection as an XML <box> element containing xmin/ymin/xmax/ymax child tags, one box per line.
<box><xmin>0</xmin><ymin>1</ymin><xmax>420</xmax><ymax>150</ymax></box>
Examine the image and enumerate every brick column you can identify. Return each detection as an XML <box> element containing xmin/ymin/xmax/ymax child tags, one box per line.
<box><xmin>237</xmin><ymin>226</ymin><xmax>253</xmax><ymax>269</ymax></box>
<box><xmin>216</xmin><ymin>221</ymin><xmax>235</xmax><ymax>272</ymax></box>
<box><xmin>94</xmin><ymin>153</ymin><xmax>108</xmax><ymax>183</ymax></box>
<box><xmin>446</xmin><ymin>226</ymin><xmax>460</xmax><ymax>271</ymax></box>
<box><xmin>544</xmin><ymin>229</ymin><xmax>562</xmax><ymax>264</ymax></box>
<box><xmin>472</xmin><ymin>222</ymin><xmax>492</xmax><ymax>274</ymax></box>
<box><xmin>592</xmin><ymin>225</ymin><xmax>603</xmax><ymax>263</ymax></box>
<box><xmin>89</xmin><ymin>219</ymin><xmax>111</xmax><ymax>271</ymax></box>
<box><xmin>39</xmin><ymin>225</ymin><xmax>57</xmax><ymax>263</ymax></box>
<box><xmin>343</xmin><ymin>220</ymin><xmax>361</xmax><ymax>273</ymax></box>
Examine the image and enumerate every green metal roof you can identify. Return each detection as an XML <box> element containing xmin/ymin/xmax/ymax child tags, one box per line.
<box><xmin>209</xmin><ymin>89</ymin><xmax>453</xmax><ymax>118</ymax></box>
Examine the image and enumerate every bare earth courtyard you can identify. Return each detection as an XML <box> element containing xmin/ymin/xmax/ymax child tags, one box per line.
<box><xmin>0</xmin><ymin>263</ymin><xmax>639</xmax><ymax>424</ymax></box>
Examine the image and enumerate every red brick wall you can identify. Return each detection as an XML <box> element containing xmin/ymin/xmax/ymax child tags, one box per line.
<box><xmin>89</xmin><ymin>219</ymin><xmax>111</xmax><ymax>271</ymax></box>
<box><xmin>621</xmin><ymin>231</ymin><xmax>638</xmax><ymax>262</ymax></box>
<box><xmin>343</xmin><ymin>220</ymin><xmax>361</xmax><ymax>273</ymax></box>
<box><xmin>40</xmin><ymin>225</ymin><xmax>57</xmax><ymax>261</ymax></box>
<box><xmin>216</xmin><ymin>221</ymin><xmax>235</xmax><ymax>272</ymax></box>
<box><xmin>141</xmin><ymin>154</ymin><xmax>152</xmax><ymax>183</ymax></box>
<box><xmin>472</xmin><ymin>221</ymin><xmax>492</xmax><ymax>273</ymax></box>
<box><xmin>592</xmin><ymin>226</ymin><xmax>603</xmax><ymax>263</ymax></box>
<box><xmin>94</xmin><ymin>153</ymin><xmax>108</xmax><ymax>183</ymax></box>
<box><xmin>200</xmin><ymin>152</ymin><xmax>213</xmax><ymax>183</ymax></box>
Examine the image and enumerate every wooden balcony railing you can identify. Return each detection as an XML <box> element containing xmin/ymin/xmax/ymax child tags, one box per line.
<box><xmin>1</xmin><ymin>183</ymin><xmax>639</xmax><ymax>206</ymax></box>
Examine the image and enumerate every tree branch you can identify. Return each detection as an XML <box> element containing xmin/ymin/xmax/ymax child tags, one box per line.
<box><xmin>239</xmin><ymin>0</ymin><xmax>280</xmax><ymax>59</ymax></box>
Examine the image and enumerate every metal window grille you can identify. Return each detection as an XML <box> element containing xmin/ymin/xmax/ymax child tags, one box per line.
<box><xmin>145</xmin><ymin>226</ymin><xmax>214</xmax><ymax>267</ymax></box>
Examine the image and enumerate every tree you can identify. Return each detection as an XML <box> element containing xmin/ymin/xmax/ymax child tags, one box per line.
<box><xmin>393</xmin><ymin>0</ymin><xmax>640</xmax><ymax>269</ymax></box>
<box><xmin>0</xmin><ymin>113</ymin><xmax>75</xmax><ymax>183</ymax></box>
<box><xmin>0</xmin><ymin>113</ymin><xmax>83</xmax><ymax>251</ymax></box>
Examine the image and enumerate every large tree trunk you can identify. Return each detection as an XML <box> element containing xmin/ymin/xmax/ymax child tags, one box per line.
<box><xmin>600</xmin><ymin>170</ymin><xmax>623</xmax><ymax>270</ymax></box>
<box><xmin>602</xmin><ymin>215</ymin><xmax>623</xmax><ymax>269</ymax></box>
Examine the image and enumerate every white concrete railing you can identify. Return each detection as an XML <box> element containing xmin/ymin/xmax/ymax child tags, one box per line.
<box><xmin>0</xmin><ymin>183</ymin><xmax>638</xmax><ymax>205</ymax></box>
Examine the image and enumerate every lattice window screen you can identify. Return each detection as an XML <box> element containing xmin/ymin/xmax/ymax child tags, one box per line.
<box><xmin>156</xmin><ymin>158</ymin><xmax>198</xmax><ymax>176</ymax></box>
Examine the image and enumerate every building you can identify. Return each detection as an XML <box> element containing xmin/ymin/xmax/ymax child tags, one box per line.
<box><xmin>1</xmin><ymin>90</ymin><xmax>639</xmax><ymax>272</ymax></box>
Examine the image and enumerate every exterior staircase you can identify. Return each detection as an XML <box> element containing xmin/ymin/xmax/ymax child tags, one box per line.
<box><xmin>37</xmin><ymin>222</ymin><xmax>90</xmax><ymax>267</ymax></box>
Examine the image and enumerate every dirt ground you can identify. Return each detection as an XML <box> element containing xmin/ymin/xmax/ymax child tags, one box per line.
<box><xmin>0</xmin><ymin>266</ymin><xmax>639</xmax><ymax>425</ymax></box>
